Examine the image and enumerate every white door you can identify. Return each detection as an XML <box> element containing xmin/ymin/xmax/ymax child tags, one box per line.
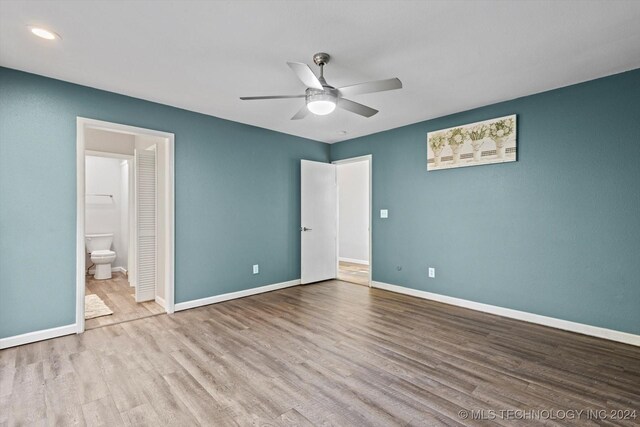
<box><xmin>135</xmin><ymin>146</ymin><xmax>157</xmax><ymax>302</ymax></box>
<box><xmin>301</xmin><ymin>160</ymin><xmax>337</xmax><ymax>284</ymax></box>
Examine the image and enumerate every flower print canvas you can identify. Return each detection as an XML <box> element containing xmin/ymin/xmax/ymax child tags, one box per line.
<box><xmin>427</xmin><ymin>114</ymin><xmax>517</xmax><ymax>171</ymax></box>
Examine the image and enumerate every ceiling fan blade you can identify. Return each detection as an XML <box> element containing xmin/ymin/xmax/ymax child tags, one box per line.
<box><xmin>338</xmin><ymin>78</ymin><xmax>402</xmax><ymax>97</ymax></box>
<box><xmin>239</xmin><ymin>95</ymin><xmax>305</xmax><ymax>100</ymax></box>
<box><xmin>287</xmin><ymin>62</ymin><xmax>323</xmax><ymax>90</ymax></box>
<box><xmin>291</xmin><ymin>105</ymin><xmax>309</xmax><ymax>120</ymax></box>
<box><xmin>338</xmin><ymin>98</ymin><xmax>378</xmax><ymax>118</ymax></box>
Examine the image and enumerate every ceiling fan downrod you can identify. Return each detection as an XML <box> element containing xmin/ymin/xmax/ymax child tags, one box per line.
<box><xmin>313</xmin><ymin>52</ymin><xmax>330</xmax><ymax>83</ymax></box>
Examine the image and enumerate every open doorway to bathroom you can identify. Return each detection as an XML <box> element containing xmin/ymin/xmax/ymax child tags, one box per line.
<box><xmin>76</xmin><ymin>118</ymin><xmax>175</xmax><ymax>332</ymax></box>
<box><xmin>333</xmin><ymin>155</ymin><xmax>371</xmax><ymax>287</ymax></box>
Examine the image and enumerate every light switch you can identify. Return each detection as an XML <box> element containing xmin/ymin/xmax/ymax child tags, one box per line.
<box><xmin>380</xmin><ymin>209</ymin><xmax>388</xmax><ymax>219</ymax></box>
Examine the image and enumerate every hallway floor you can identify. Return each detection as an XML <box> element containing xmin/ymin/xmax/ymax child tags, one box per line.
<box><xmin>85</xmin><ymin>272</ymin><xmax>164</xmax><ymax>330</ymax></box>
<box><xmin>337</xmin><ymin>261</ymin><xmax>369</xmax><ymax>286</ymax></box>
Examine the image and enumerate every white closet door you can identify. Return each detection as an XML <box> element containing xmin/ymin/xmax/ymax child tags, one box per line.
<box><xmin>135</xmin><ymin>148</ymin><xmax>157</xmax><ymax>302</ymax></box>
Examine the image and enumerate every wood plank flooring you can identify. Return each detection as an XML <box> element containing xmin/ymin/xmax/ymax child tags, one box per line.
<box><xmin>2</xmin><ymin>280</ymin><xmax>639</xmax><ymax>426</ymax></box>
<box><xmin>337</xmin><ymin>261</ymin><xmax>370</xmax><ymax>286</ymax></box>
<box><xmin>85</xmin><ymin>272</ymin><xmax>164</xmax><ymax>330</ymax></box>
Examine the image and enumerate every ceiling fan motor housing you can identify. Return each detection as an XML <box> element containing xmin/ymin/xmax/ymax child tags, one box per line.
<box><xmin>306</xmin><ymin>87</ymin><xmax>338</xmax><ymax>102</ymax></box>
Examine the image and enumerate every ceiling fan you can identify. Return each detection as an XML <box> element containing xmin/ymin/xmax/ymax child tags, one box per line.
<box><xmin>240</xmin><ymin>52</ymin><xmax>402</xmax><ymax>120</ymax></box>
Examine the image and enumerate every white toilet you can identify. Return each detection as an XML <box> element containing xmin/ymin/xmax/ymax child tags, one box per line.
<box><xmin>85</xmin><ymin>233</ymin><xmax>117</xmax><ymax>280</ymax></box>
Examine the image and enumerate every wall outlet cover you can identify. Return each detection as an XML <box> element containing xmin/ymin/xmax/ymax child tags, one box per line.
<box><xmin>253</xmin><ymin>264</ymin><xmax>259</xmax><ymax>274</ymax></box>
<box><xmin>380</xmin><ymin>209</ymin><xmax>388</xmax><ymax>218</ymax></box>
<box><xmin>428</xmin><ymin>267</ymin><xmax>435</xmax><ymax>278</ymax></box>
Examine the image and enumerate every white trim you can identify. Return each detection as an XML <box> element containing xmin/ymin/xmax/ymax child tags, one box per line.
<box><xmin>85</xmin><ymin>150</ymin><xmax>133</xmax><ymax>160</ymax></box>
<box><xmin>76</xmin><ymin>119</ymin><xmax>86</xmax><ymax>334</ymax></box>
<box><xmin>371</xmin><ymin>281</ymin><xmax>640</xmax><ymax>347</ymax></box>
<box><xmin>77</xmin><ymin>117</ymin><xmax>176</xmax><ymax>335</ymax></box>
<box><xmin>165</xmin><ymin>134</ymin><xmax>175</xmax><ymax>314</ymax></box>
<box><xmin>0</xmin><ymin>324</ymin><xmax>77</xmax><ymax>350</ymax></box>
<box><xmin>128</xmin><ymin>157</ymin><xmax>136</xmax><ymax>288</ymax></box>
<box><xmin>332</xmin><ymin>155</ymin><xmax>373</xmax><ymax>165</ymax></box>
<box><xmin>155</xmin><ymin>295</ymin><xmax>166</xmax><ymax>310</ymax></box>
<box><xmin>175</xmin><ymin>279</ymin><xmax>301</xmax><ymax>312</ymax></box>
<box><xmin>339</xmin><ymin>257</ymin><xmax>369</xmax><ymax>266</ymax></box>
<box><xmin>332</xmin><ymin>154</ymin><xmax>373</xmax><ymax>287</ymax></box>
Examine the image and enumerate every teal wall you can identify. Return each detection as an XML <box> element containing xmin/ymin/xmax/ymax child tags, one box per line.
<box><xmin>331</xmin><ymin>69</ymin><xmax>640</xmax><ymax>335</ymax></box>
<box><xmin>0</xmin><ymin>67</ymin><xmax>329</xmax><ymax>338</ymax></box>
<box><xmin>2</xmin><ymin>66</ymin><xmax>638</xmax><ymax>339</ymax></box>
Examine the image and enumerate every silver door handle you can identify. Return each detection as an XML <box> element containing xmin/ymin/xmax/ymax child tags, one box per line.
<box><xmin>301</xmin><ymin>227</ymin><xmax>312</xmax><ymax>231</ymax></box>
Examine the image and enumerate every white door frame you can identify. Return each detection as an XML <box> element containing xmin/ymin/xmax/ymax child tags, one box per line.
<box><xmin>332</xmin><ymin>155</ymin><xmax>373</xmax><ymax>287</ymax></box>
<box><xmin>76</xmin><ymin>117</ymin><xmax>175</xmax><ymax>333</ymax></box>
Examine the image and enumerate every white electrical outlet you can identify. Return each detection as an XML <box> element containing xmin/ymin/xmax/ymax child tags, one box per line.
<box><xmin>380</xmin><ymin>209</ymin><xmax>388</xmax><ymax>218</ymax></box>
<box><xmin>428</xmin><ymin>267</ymin><xmax>435</xmax><ymax>278</ymax></box>
<box><xmin>253</xmin><ymin>264</ymin><xmax>259</xmax><ymax>274</ymax></box>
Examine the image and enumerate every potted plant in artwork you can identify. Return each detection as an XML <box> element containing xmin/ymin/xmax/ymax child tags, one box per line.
<box><xmin>468</xmin><ymin>123</ymin><xmax>488</xmax><ymax>162</ymax></box>
<box><xmin>489</xmin><ymin>117</ymin><xmax>515</xmax><ymax>159</ymax></box>
<box><xmin>428</xmin><ymin>132</ymin><xmax>447</xmax><ymax>166</ymax></box>
<box><xmin>446</xmin><ymin>127</ymin><xmax>467</xmax><ymax>164</ymax></box>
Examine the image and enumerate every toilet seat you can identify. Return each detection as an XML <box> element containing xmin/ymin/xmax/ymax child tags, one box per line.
<box><xmin>91</xmin><ymin>250</ymin><xmax>116</xmax><ymax>260</ymax></box>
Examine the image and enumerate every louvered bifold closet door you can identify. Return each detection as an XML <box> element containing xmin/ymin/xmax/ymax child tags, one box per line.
<box><xmin>135</xmin><ymin>149</ymin><xmax>157</xmax><ymax>302</ymax></box>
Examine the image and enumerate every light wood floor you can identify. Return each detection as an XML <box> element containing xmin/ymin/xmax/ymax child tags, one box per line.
<box><xmin>2</xmin><ymin>280</ymin><xmax>639</xmax><ymax>426</ymax></box>
<box><xmin>337</xmin><ymin>261</ymin><xmax>369</xmax><ymax>286</ymax></box>
<box><xmin>85</xmin><ymin>272</ymin><xmax>163</xmax><ymax>330</ymax></box>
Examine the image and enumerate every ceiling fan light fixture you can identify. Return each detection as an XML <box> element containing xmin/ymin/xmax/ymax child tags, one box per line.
<box><xmin>307</xmin><ymin>99</ymin><xmax>336</xmax><ymax>116</ymax></box>
<box><xmin>306</xmin><ymin>91</ymin><xmax>337</xmax><ymax>116</ymax></box>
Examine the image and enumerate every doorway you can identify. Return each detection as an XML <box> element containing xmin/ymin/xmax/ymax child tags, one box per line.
<box><xmin>76</xmin><ymin>118</ymin><xmax>175</xmax><ymax>333</ymax></box>
<box><xmin>300</xmin><ymin>156</ymin><xmax>372</xmax><ymax>286</ymax></box>
<box><xmin>334</xmin><ymin>156</ymin><xmax>371</xmax><ymax>286</ymax></box>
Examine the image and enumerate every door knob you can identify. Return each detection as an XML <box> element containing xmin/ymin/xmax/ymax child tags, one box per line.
<box><xmin>301</xmin><ymin>227</ymin><xmax>312</xmax><ymax>231</ymax></box>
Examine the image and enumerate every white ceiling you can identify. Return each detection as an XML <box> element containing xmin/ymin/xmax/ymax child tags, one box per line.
<box><xmin>1</xmin><ymin>1</ymin><xmax>639</xmax><ymax>143</ymax></box>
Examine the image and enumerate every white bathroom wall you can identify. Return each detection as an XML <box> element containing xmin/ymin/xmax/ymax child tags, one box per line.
<box><xmin>85</xmin><ymin>156</ymin><xmax>129</xmax><ymax>269</ymax></box>
<box><xmin>337</xmin><ymin>161</ymin><xmax>370</xmax><ymax>264</ymax></box>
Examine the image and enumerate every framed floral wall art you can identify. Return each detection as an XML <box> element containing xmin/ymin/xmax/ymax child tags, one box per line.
<box><xmin>426</xmin><ymin>114</ymin><xmax>517</xmax><ymax>171</ymax></box>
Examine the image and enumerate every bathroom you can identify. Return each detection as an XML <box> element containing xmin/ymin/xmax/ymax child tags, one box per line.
<box><xmin>84</xmin><ymin>127</ymin><xmax>165</xmax><ymax>328</ymax></box>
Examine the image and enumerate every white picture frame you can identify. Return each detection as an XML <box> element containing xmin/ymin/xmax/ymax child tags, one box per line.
<box><xmin>427</xmin><ymin>114</ymin><xmax>517</xmax><ymax>171</ymax></box>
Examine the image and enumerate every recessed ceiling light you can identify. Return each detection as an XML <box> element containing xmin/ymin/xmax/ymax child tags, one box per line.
<box><xmin>28</xmin><ymin>26</ymin><xmax>60</xmax><ymax>40</ymax></box>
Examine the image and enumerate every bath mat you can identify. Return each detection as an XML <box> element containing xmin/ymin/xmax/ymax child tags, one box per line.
<box><xmin>85</xmin><ymin>294</ymin><xmax>113</xmax><ymax>319</ymax></box>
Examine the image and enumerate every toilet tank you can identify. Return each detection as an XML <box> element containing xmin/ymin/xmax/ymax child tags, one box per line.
<box><xmin>85</xmin><ymin>233</ymin><xmax>114</xmax><ymax>253</ymax></box>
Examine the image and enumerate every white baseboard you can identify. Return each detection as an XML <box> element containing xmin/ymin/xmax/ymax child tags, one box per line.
<box><xmin>175</xmin><ymin>279</ymin><xmax>301</xmax><ymax>312</ymax></box>
<box><xmin>0</xmin><ymin>323</ymin><xmax>77</xmax><ymax>350</ymax></box>
<box><xmin>339</xmin><ymin>257</ymin><xmax>369</xmax><ymax>265</ymax></box>
<box><xmin>371</xmin><ymin>281</ymin><xmax>640</xmax><ymax>347</ymax></box>
<box><xmin>155</xmin><ymin>295</ymin><xmax>166</xmax><ymax>309</ymax></box>
<box><xmin>88</xmin><ymin>266</ymin><xmax>127</xmax><ymax>274</ymax></box>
